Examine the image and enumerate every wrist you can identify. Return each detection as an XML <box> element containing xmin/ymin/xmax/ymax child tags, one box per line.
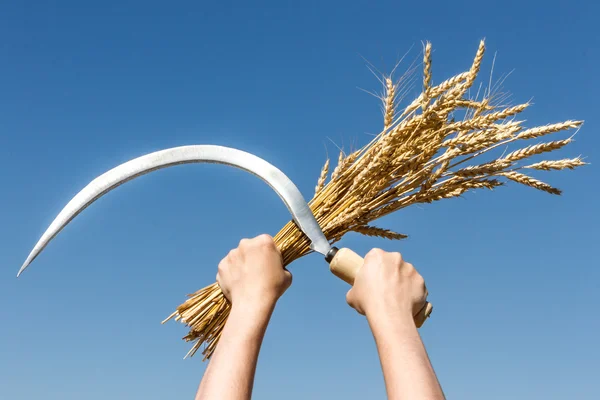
<box><xmin>224</xmin><ymin>300</ymin><xmax>275</xmax><ymax>344</ymax></box>
<box><xmin>230</xmin><ymin>296</ymin><xmax>276</xmax><ymax>319</ymax></box>
<box><xmin>367</xmin><ymin>310</ymin><xmax>420</xmax><ymax>355</ymax></box>
<box><xmin>366</xmin><ymin>305</ymin><xmax>415</xmax><ymax>329</ymax></box>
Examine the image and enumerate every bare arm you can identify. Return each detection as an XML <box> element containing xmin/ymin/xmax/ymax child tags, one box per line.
<box><xmin>346</xmin><ymin>249</ymin><xmax>444</xmax><ymax>400</ymax></box>
<box><xmin>195</xmin><ymin>234</ymin><xmax>291</xmax><ymax>400</ymax></box>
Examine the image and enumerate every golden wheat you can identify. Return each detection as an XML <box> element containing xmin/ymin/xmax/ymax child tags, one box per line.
<box><xmin>352</xmin><ymin>225</ymin><xmax>408</xmax><ymax>240</ymax></box>
<box><xmin>503</xmin><ymin>139</ymin><xmax>572</xmax><ymax>162</ymax></box>
<box><xmin>499</xmin><ymin>171</ymin><xmax>562</xmax><ymax>195</ymax></box>
<box><xmin>384</xmin><ymin>77</ymin><xmax>396</xmax><ymax>130</ymax></box>
<box><xmin>524</xmin><ymin>158</ymin><xmax>586</xmax><ymax>171</ymax></box>
<box><xmin>315</xmin><ymin>159</ymin><xmax>330</xmax><ymax>194</ymax></box>
<box><xmin>162</xmin><ymin>40</ymin><xmax>585</xmax><ymax>360</ymax></box>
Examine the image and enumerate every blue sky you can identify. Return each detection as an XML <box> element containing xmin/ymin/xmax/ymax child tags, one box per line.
<box><xmin>1</xmin><ymin>1</ymin><xmax>598</xmax><ymax>399</ymax></box>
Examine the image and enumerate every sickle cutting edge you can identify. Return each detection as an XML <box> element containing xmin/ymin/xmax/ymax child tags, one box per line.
<box><xmin>17</xmin><ymin>145</ymin><xmax>330</xmax><ymax>277</ymax></box>
<box><xmin>17</xmin><ymin>144</ymin><xmax>432</xmax><ymax>325</ymax></box>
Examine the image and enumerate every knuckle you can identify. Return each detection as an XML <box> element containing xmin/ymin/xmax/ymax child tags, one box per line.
<box><xmin>366</xmin><ymin>248</ymin><xmax>385</xmax><ymax>261</ymax></box>
<box><xmin>414</xmin><ymin>270</ymin><xmax>425</xmax><ymax>288</ymax></box>
<box><xmin>228</xmin><ymin>249</ymin><xmax>237</xmax><ymax>259</ymax></box>
<box><xmin>391</xmin><ymin>252</ymin><xmax>403</xmax><ymax>264</ymax></box>
<box><xmin>256</xmin><ymin>234</ymin><xmax>274</xmax><ymax>246</ymax></box>
<box><xmin>371</xmin><ymin>248</ymin><xmax>385</xmax><ymax>256</ymax></box>
<box><xmin>217</xmin><ymin>260</ymin><xmax>227</xmax><ymax>274</ymax></box>
<box><xmin>400</xmin><ymin>259</ymin><xmax>414</xmax><ymax>274</ymax></box>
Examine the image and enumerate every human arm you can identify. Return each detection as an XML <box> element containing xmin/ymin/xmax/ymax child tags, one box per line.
<box><xmin>346</xmin><ymin>249</ymin><xmax>444</xmax><ymax>400</ymax></box>
<box><xmin>195</xmin><ymin>234</ymin><xmax>292</xmax><ymax>400</ymax></box>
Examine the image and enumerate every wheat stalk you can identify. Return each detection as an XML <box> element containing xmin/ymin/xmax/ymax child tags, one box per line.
<box><xmin>162</xmin><ymin>40</ymin><xmax>586</xmax><ymax>360</ymax></box>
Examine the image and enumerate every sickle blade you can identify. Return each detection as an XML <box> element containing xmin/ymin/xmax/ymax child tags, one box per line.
<box><xmin>17</xmin><ymin>145</ymin><xmax>329</xmax><ymax>277</ymax></box>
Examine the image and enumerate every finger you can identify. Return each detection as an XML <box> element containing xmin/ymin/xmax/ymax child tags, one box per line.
<box><xmin>217</xmin><ymin>260</ymin><xmax>226</xmax><ymax>277</ymax></box>
<box><xmin>345</xmin><ymin>289</ymin><xmax>355</xmax><ymax>307</ymax></box>
<box><xmin>216</xmin><ymin>273</ymin><xmax>228</xmax><ymax>298</ymax></box>
<box><xmin>254</xmin><ymin>233</ymin><xmax>274</xmax><ymax>245</ymax></box>
<box><xmin>421</xmin><ymin>275</ymin><xmax>428</xmax><ymax>298</ymax></box>
<box><xmin>216</xmin><ymin>280</ymin><xmax>231</xmax><ymax>301</ymax></box>
<box><xmin>414</xmin><ymin>301</ymin><xmax>430</xmax><ymax>321</ymax></box>
<box><xmin>345</xmin><ymin>290</ymin><xmax>366</xmax><ymax>315</ymax></box>
<box><xmin>413</xmin><ymin>297</ymin><xmax>427</xmax><ymax>315</ymax></box>
<box><xmin>284</xmin><ymin>269</ymin><xmax>293</xmax><ymax>288</ymax></box>
<box><xmin>364</xmin><ymin>247</ymin><xmax>384</xmax><ymax>262</ymax></box>
<box><xmin>227</xmin><ymin>249</ymin><xmax>237</xmax><ymax>263</ymax></box>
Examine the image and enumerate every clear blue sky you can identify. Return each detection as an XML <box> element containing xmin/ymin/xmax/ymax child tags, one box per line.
<box><xmin>1</xmin><ymin>1</ymin><xmax>598</xmax><ymax>399</ymax></box>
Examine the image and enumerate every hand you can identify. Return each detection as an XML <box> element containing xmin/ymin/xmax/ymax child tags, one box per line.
<box><xmin>346</xmin><ymin>248</ymin><xmax>427</xmax><ymax>321</ymax></box>
<box><xmin>197</xmin><ymin>235</ymin><xmax>292</xmax><ymax>400</ymax></box>
<box><xmin>216</xmin><ymin>234</ymin><xmax>292</xmax><ymax>309</ymax></box>
<box><xmin>346</xmin><ymin>250</ymin><xmax>444</xmax><ymax>399</ymax></box>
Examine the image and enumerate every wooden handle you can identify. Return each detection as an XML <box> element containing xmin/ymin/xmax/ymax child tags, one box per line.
<box><xmin>328</xmin><ymin>247</ymin><xmax>433</xmax><ymax>327</ymax></box>
<box><xmin>329</xmin><ymin>247</ymin><xmax>363</xmax><ymax>285</ymax></box>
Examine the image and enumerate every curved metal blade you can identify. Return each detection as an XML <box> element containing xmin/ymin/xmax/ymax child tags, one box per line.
<box><xmin>17</xmin><ymin>145</ymin><xmax>330</xmax><ymax>277</ymax></box>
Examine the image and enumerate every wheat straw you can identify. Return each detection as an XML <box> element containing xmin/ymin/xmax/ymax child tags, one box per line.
<box><xmin>162</xmin><ymin>40</ymin><xmax>586</xmax><ymax>360</ymax></box>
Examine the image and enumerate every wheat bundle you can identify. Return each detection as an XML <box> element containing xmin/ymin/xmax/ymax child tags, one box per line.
<box><xmin>162</xmin><ymin>40</ymin><xmax>585</xmax><ymax>360</ymax></box>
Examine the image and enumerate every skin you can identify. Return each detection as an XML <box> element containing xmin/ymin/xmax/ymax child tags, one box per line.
<box><xmin>346</xmin><ymin>248</ymin><xmax>445</xmax><ymax>400</ymax></box>
<box><xmin>195</xmin><ymin>235</ymin><xmax>444</xmax><ymax>400</ymax></box>
<box><xmin>195</xmin><ymin>234</ymin><xmax>291</xmax><ymax>400</ymax></box>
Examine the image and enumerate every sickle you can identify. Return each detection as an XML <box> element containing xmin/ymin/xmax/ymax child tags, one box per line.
<box><xmin>17</xmin><ymin>145</ymin><xmax>329</xmax><ymax>277</ymax></box>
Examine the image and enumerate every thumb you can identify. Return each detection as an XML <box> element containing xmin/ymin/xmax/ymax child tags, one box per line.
<box><xmin>283</xmin><ymin>268</ymin><xmax>293</xmax><ymax>290</ymax></box>
<box><xmin>345</xmin><ymin>288</ymin><xmax>356</xmax><ymax>308</ymax></box>
<box><xmin>346</xmin><ymin>288</ymin><xmax>365</xmax><ymax>315</ymax></box>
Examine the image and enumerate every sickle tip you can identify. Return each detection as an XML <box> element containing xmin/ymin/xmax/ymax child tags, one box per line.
<box><xmin>17</xmin><ymin>264</ymin><xmax>28</xmax><ymax>278</ymax></box>
<box><xmin>17</xmin><ymin>254</ymin><xmax>35</xmax><ymax>277</ymax></box>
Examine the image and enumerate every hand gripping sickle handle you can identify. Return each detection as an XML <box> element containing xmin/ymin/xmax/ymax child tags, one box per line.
<box><xmin>325</xmin><ymin>247</ymin><xmax>433</xmax><ymax>327</ymax></box>
<box><xmin>17</xmin><ymin>145</ymin><xmax>432</xmax><ymax>326</ymax></box>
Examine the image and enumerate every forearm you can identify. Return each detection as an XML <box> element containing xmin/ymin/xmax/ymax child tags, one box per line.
<box><xmin>368</xmin><ymin>311</ymin><xmax>444</xmax><ymax>400</ymax></box>
<box><xmin>195</xmin><ymin>301</ymin><xmax>274</xmax><ymax>400</ymax></box>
